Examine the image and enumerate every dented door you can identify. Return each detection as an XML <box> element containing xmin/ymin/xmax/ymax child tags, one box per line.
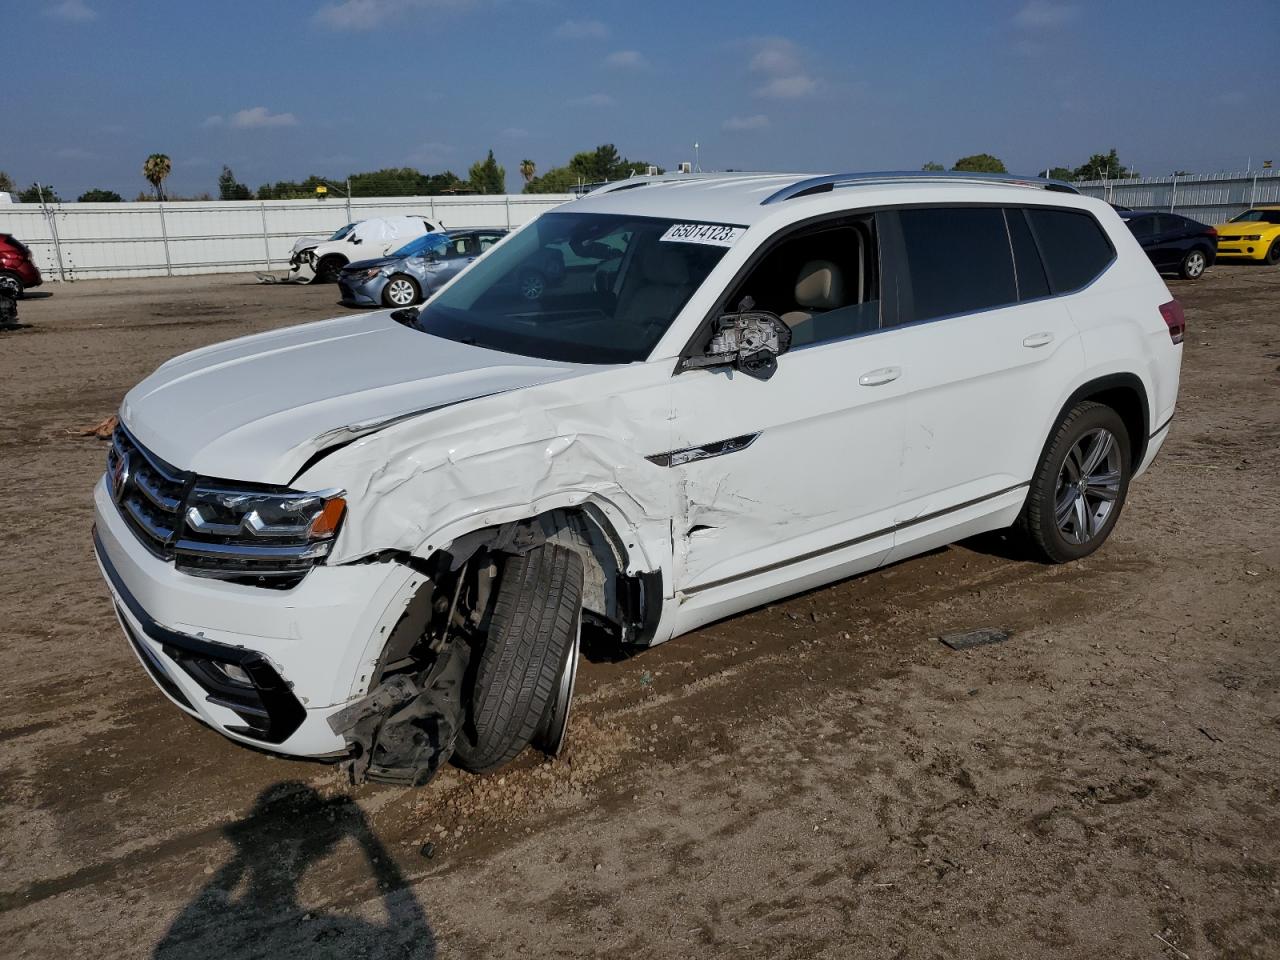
<box><xmin>665</xmin><ymin>333</ymin><xmax>908</xmax><ymax>598</ymax></box>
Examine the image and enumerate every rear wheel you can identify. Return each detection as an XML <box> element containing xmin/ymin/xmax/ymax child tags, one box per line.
<box><xmin>381</xmin><ymin>274</ymin><xmax>420</xmax><ymax>307</ymax></box>
<box><xmin>1266</xmin><ymin>238</ymin><xmax>1280</xmax><ymax>265</ymax></box>
<box><xmin>453</xmin><ymin>545</ymin><xmax>584</xmax><ymax>773</ymax></box>
<box><xmin>1179</xmin><ymin>248</ymin><xmax>1207</xmax><ymax>279</ymax></box>
<box><xmin>518</xmin><ymin>270</ymin><xmax>545</xmax><ymax>301</ymax></box>
<box><xmin>1017</xmin><ymin>401</ymin><xmax>1132</xmax><ymax>563</ymax></box>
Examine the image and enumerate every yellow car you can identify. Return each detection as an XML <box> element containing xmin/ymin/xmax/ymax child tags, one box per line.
<box><xmin>1214</xmin><ymin>206</ymin><xmax>1280</xmax><ymax>263</ymax></box>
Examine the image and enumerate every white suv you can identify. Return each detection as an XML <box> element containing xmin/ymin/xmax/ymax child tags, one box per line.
<box><xmin>94</xmin><ymin>172</ymin><xmax>1183</xmax><ymax>786</ymax></box>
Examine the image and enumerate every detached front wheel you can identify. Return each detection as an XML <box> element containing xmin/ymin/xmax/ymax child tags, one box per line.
<box><xmin>1018</xmin><ymin>401</ymin><xmax>1132</xmax><ymax>563</ymax></box>
<box><xmin>453</xmin><ymin>544</ymin><xmax>584</xmax><ymax>773</ymax></box>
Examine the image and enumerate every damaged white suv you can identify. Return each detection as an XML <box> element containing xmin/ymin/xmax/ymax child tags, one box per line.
<box><xmin>94</xmin><ymin>172</ymin><xmax>1184</xmax><ymax>786</ymax></box>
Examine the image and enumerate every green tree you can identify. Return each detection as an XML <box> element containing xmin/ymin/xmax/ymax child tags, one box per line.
<box><xmin>1071</xmin><ymin>149</ymin><xmax>1135</xmax><ymax>181</ymax></box>
<box><xmin>18</xmin><ymin>183</ymin><xmax>61</xmax><ymax>203</ymax></box>
<box><xmin>218</xmin><ymin>165</ymin><xmax>252</xmax><ymax>200</ymax></box>
<box><xmin>0</xmin><ymin>171</ymin><xmax>14</xmax><ymax>193</ymax></box>
<box><xmin>921</xmin><ymin>161</ymin><xmax>946</xmax><ymax>172</ymax></box>
<box><xmin>1047</xmin><ymin>167</ymin><xmax>1074</xmax><ymax>181</ymax></box>
<box><xmin>468</xmin><ymin>150</ymin><xmax>506</xmax><ymax>194</ymax></box>
<box><xmin>524</xmin><ymin>144</ymin><xmax>662</xmax><ymax>193</ymax></box>
<box><xmin>77</xmin><ymin>188</ymin><xmax>123</xmax><ymax>202</ymax></box>
<box><xmin>952</xmin><ymin>153</ymin><xmax>1007</xmax><ymax>173</ymax></box>
<box><xmin>142</xmin><ymin>153</ymin><xmax>172</xmax><ymax>200</ymax></box>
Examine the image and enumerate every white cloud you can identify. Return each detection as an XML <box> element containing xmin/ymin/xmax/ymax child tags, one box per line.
<box><xmin>1013</xmin><ymin>1</ymin><xmax>1079</xmax><ymax>29</ymax></box>
<box><xmin>722</xmin><ymin>114</ymin><xmax>770</xmax><ymax>133</ymax></box>
<box><xmin>756</xmin><ymin>75</ymin><xmax>816</xmax><ymax>99</ymax></box>
<box><xmin>604</xmin><ymin>50</ymin><xmax>648</xmax><ymax>69</ymax></box>
<box><xmin>554</xmin><ymin>18</ymin><xmax>608</xmax><ymax>40</ymax></box>
<box><xmin>315</xmin><ymin>0</ymin><xmax>477</xmax><ymax>31</ymax></box>
<box><xmin>749</xmin><ymin>37</ymin><xmax>801</xmax><ymax>76</ymax></box>
<box><xmin>201</xmin><ymin>115</ymin><xmax>225</xmax><ymax>128</ymax></box>
<box><xmin>45</xmin><ymin>0</ymin><xmax>97</xmax><ymax>22</ymax></box>
<box><xmin>501</xmin><ymin>126</ymin><xmax>530</xmax><ymax>139</ymax></box>
<box><xmin>230</xmin><ymin>107</ymin><xmax>299</xmax><ymax>129</ymax></box>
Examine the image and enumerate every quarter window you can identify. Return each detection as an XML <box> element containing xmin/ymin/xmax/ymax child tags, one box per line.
<box><xmin>1025</xmin><ymin>208</ymin><xmax>1114</xmax><ymax>294</ymax></box>
<box><xmin>894</xmin><ymin>207</ymin><xmax>1017</xmax><ymax>325</ymax></box>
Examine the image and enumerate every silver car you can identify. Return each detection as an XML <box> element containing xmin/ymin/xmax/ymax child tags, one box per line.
<box><xmin>338</xmin><ymin>229</ymin><xmax>507</xmax><ymax>307</ymax></box>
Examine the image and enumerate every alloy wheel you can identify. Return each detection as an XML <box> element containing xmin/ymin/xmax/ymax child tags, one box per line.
<box><xmin>387</xmin><ymin>278</ymin><xmax>416</xmax><ymax>306</ymax></box>
<box><xmin>1185</xmin><ymin>251</ymin><xmax>1205</xmax><ymax>277</ymax></box>
<box><xmin>1054</xmin><ymin>427</ymin><xmax>1122</xmax><ymax>545</ymax></box>
<box><xmin>520</xmin><ymin>273</ymin><xmax>544</xmax><ymax>300</ymax></box>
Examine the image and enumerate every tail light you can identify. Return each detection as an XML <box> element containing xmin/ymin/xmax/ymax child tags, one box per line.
<box><xmin>1159</xmin><ymin>299</ymin><xmax>1185</xmax><ymax>344</ymax></box>
<box><xmin>1207</xmin><ymin>226</ymin><xmax>1218</xmax><ymax>237</ymax></box>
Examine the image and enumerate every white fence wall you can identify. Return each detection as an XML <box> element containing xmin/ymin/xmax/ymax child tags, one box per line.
<box><xmin>1074</xmin><ymin>170</ymin><xmax>1280</xmax><ymax>225</ymax></box>
<box><xmin>0</xmin><ymin>194</ymin><xmax>574</xmax><ymax>281</ymax></box>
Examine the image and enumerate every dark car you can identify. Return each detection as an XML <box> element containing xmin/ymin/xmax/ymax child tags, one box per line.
<box><xmin>0</xmin><ymin>233</ymin><xmax>43</xmax><ymax>297</ymax></box>
<box><xmin>1119</xmin><ymin>211</ymin><xmax>1217</xmax><ymax>280</ymax></box>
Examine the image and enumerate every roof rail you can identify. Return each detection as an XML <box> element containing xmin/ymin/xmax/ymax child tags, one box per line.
<box><xmin>581</xmin><ymin>171</ymin><xmax>785</xmax><ymax>198</ymax></box>
<box><xmin>760</xmin><ymin>170</ymin><xmax>1080</xmax><ymax>205</ymax></box>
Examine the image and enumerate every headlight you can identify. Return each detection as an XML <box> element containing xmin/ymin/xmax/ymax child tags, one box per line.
<box><xmin>348</xmin><ymin>266</ymin><xmax>383</xmax><ymax>282</ymax></box>
<box><xmin>1242</xmin><ymin>234</ymin><xmax>1262</xmax><ymax>241</ymax></box>
<box><xmin>176</xmin><ymin>486</ymin><xmax>347</xmax><ymax>581</ymax></box>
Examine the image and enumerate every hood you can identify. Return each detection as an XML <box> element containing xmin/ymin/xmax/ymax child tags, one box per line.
<box><xmin>291</xmin><ymin>235</ymin><xmax>328</xmax><ymax>254</ymax></box>
<box><xmin>343</xmin><ymin>255</ymin><xmax>399</xmax><ymax>272</ymax></box>
<box><xmin>121</xmin><ymin>312</ymin><xmax>588</xmax><ymax>484</ymax></box>
<box><xmin>1216</xmin><ymin>221</ymin><xmax>1278</xmax><ymax>237</ymax></box>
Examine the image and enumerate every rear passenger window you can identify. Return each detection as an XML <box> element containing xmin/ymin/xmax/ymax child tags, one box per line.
<box><xmin>1025</xmin><ymin>208</ymin><xmax>1114</xmax><ymax>294</ymax></box>
<box><xmin>895</xmin><ymin>207</ymin><xmax>1017</xmax><ymax>324</ymax></box>
<box><xmin>1005</xmin><ymin>209</ymin><xmax>1050</xmax><ymax>301</ymax></box>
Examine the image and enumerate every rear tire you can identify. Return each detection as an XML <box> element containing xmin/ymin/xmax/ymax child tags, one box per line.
<box><xmin>453</xmin><ymin>545</ymin><xmax>584</xmax><ymax>773</ymax></box>
<box><xmin>1179</xmin><ymin>248</ymin><xmax>1207</xmax><ymax>280</ymax></box>
<box><xmin>1017</xmin><ymin>401</ymin><xmax>1132</xmax><ymax>564</ymax></box>
<box><xmin>381</xmin><ymin>274</ymin><xmax>420</xmax><ymax>307</ymax></box>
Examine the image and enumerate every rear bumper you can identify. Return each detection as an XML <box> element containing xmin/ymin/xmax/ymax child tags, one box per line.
<box><xmin>92</xmin><ymin>476</ymin><xmax>424</xmax><ymax>758</ymax></box>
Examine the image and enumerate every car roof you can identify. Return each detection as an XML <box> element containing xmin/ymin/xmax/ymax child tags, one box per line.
<box><xmin>568</xmin><ymin>171</ymin><xmax>1089</xmax><ymax>226</ymax></box>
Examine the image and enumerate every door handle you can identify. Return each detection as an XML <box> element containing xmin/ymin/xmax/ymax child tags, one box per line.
<box><xmin>858</xmin><ymin>366</ymin><xmax>901</xmax><ymax>387</ymax></box>
<box><xmin>1022</xmin><ymin>332</ymin><xmax>1055</xmax><ymax>348</ymax></box>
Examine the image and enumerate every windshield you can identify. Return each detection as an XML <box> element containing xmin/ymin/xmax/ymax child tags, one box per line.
<box><xmin>328</xmin><ymin>223</ymin><xmax>355</xmax><ymax>241</ymax></box>
<box><xmin>411</xmin><ymin>212</ymin><xmax>735</xmax><ymax>363</ymax></box>
<box><xmin>1230</xmin><ymin>209</ymin><xmax>1280</xmax><ymax>224</ymax></box>
<box><xmin>392</xmin><ymin>233</ymin><xmax>450</xmax><ymax>258</ymax></box>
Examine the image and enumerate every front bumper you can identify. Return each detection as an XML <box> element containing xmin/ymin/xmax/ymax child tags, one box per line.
<box><xmin>1215</xmin><ymin>241</ymin><xmax>1266</xmax><ymax>259</ymax></box>
<box><xmin>93</xmin><ymin>477</ymin><xmax>424</xmax><ymax>758</ymax></box>
<box><xmin>338</xmin><ymin>274</ymin><xmax>385</xmax><ymax>306</ymax></box>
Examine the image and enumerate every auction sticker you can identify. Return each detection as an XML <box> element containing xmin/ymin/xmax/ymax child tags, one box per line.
<box><xmin>659</xmin><ymin>223</ymin><xmax>745</xmax><ymax>247</ymax></box>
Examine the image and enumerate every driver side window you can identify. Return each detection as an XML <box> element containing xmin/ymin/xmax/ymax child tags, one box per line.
<box><xmin>725</xmin><ymin>218</ymin><xmax>880</xmax><ymax>348</ymax></box>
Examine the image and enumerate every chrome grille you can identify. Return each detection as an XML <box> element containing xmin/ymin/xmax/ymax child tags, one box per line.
<box><xmin>107</xmin><ymin>426</ymin><xmax>191</xmax><ymax>559</ymax></box>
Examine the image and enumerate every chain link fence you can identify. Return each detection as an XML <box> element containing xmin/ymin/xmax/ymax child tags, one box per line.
<box><xmin>0</xmin><ymin>193</ymin><xmax>573</xmax><ymax>281</ymax></box>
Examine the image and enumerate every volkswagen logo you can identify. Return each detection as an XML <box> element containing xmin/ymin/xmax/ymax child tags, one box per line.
<box><xmin>110</xmin><ymin>451</ymin><xmax>132</xmax><ymax>503</ymax></box>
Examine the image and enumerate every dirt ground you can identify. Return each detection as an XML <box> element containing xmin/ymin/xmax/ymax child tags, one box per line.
<box><xmin>1</xmin><ymin>266</ymin><xmax>1278</xmax><ymax>959</ymax></box>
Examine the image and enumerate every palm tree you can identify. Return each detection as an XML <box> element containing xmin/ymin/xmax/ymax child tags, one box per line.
<box><xmin>142</xmin><ymin>153</ymin><xmax>172</xmax><ymax>200</ymax></box>
<box><xmin>519</xmin><ymin>159</ymin><xmax>536</xmax><ymax>185</ymax></box>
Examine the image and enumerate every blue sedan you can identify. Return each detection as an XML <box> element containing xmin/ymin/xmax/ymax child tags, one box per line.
<box><xmin>338</xmin><ymin>229</ymin><xmax>508</xmax><ymax>307</ymax></box>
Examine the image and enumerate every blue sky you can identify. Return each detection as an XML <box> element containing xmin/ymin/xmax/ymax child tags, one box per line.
<box><xmin>7</xmin><ymin>0</ymin><xmax>1278</xmax><ymax>197</ymax></box>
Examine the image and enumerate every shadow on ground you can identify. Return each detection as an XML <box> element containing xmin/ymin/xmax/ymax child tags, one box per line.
<box><xmin>154</xmin><ymin>782</ymin><xmax>435</xmax><ymax>959</ymax></box>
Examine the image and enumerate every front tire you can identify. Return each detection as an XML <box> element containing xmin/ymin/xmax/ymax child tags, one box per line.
<box><xmin>1179</xmin><ymin>248</ymin><xmax>1208</xmax><ymax>279</ymax></box>
<box><xmin>453</xmin><ymin>545</ymin><xmax>584</xmax><ymax>773</ymax></box>
<box><xmin>0</xmin><ymin>271</ymin><xmax>24</xmax><ymax>298</ymax></box>
<box><xmin>381</xmin><ymin>274</ymin><xmax>420</xmax><ymax>307</ymax></box>
<box><xmin>314</xmin><ymin>255</ymin><xmax>346</xmax><ymax>284</ymax></box>
<box><xmin>1266</xmin><ymin>238</ymin><xmax>1280</xmax><ymax>265</ymax></box>
<box><xmin>1017</xmin><ymin>401</ymin><xmax>1131</xmax><ymax>563</ymax></box>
